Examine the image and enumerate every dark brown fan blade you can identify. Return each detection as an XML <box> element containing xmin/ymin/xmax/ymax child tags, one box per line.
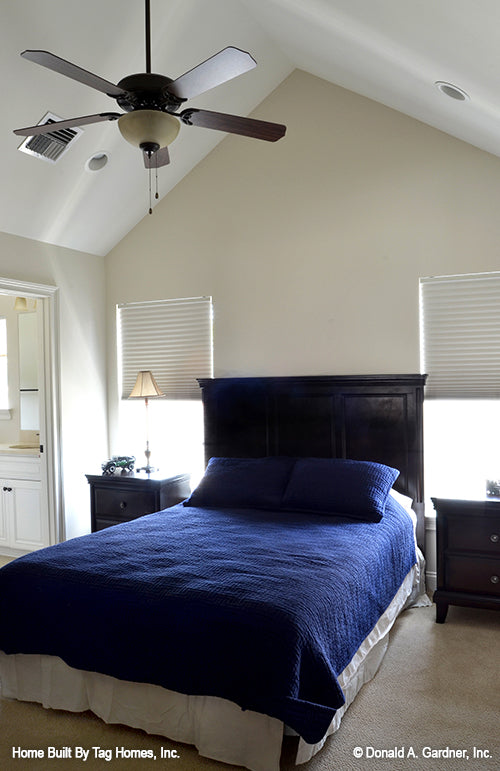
<box><xmin>168</xmin><ymin>47</ymin><xmax>256</xmax><ymax>100</ymax></box>
<box><xmin>180</xmin><ymin>108</ymin><xmax>286</xmax><ymax>142</ymax></box>
<box><xmin>14</xmin><ymin>112</ymin><xmax>121</xmax><ymax>136</ymax></box>
<box><xmin>143</xmin><ymin>145</ymin><xmax>170</xmax><ymax>168</ymax></box>
<box><xmin>21</xmin><ymin>50</ymin><xmax>126</xmax><ymax>98</ymax></box>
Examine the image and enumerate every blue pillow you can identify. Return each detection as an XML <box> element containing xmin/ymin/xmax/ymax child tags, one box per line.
<box><xmin>184</xmin><ymin>457</ymin><xmax>294</xmax><ymax>510</ymax></box>
<box><xmin>282</xmin><ymin>458</ymin><xmax>399</xmax><ymax>522</ymax></box>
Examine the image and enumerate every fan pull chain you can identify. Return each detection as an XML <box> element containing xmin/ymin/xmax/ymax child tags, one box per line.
<box><xmin>146</xmin><ymin>150</ymin><xmax>160</xmax><ymax>215</ymax></box>
<box><xmin>148</xmin><ymin>165</ymin><xmax>153</xmax><ymax>215</ymax></box>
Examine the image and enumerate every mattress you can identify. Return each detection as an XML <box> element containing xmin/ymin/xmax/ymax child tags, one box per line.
<box><xmin>0</xmin><ymin>492</ymin><xmax>417</xmax><ymax>740</ymax></box>
<box><xmin>0</xmin><ymin>457</ymin><xmax>428</xmax><ymax>770</ymax></box>
<box><xmin>0</xmin><ymin>556</ymin><xmax>426</xmax><ymax>771</ymax></box>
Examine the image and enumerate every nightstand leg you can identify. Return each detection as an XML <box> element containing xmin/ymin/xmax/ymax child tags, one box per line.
<box><xmin>435</xmin><ymin>600</ymin><xmax>448</xmax><ymax>623</ymax></box>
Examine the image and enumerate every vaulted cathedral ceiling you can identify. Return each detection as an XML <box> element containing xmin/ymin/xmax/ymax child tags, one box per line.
<box><xmin>3</xmin><ymin>0</ymin><xmax>500</xmax><ymax>256</ymax></box>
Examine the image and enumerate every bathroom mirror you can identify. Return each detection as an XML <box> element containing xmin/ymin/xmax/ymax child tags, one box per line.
<box><xmin>18</xmin><ymin>311</ymin><xmax>39</xmax><ymax>431</ymax></box>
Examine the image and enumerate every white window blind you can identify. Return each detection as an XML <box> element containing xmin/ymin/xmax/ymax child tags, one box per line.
<box><xmin>420</xmin><ymin>272</ymin><xmax>500</xmax><ymax>398</ymax></box>
<box><xmin>118</xmin><ymin>296</ymin><xmax>213</xmax><ymax>400</ymax></box>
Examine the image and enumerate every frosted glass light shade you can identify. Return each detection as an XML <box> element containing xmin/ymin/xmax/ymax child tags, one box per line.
<box><xmin>118</xmin><ymin>110</ymin><xmax>180</xmax><ymax>149</ymax></box>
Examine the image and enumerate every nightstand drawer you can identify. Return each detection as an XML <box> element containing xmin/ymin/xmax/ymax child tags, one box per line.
<box><xmin>87</xmin><ymin>472</ymin><xmax>191</xmax><ymax>533</ymax></box>
<box><xmin>447</xmin><ymin>555</ymin><xmax>500</xmax><ymax>596</ymax></box>
<box><xmin>447</xmin><ymin>518</ymin><xmax>500</xmax><ymax>555</ymax></box>
<box><xmin>94</xmin><ymin>488</ymin><xmax>157</xmax><ymax>518</ymax></box>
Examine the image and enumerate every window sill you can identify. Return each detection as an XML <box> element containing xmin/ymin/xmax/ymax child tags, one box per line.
<box><xmin>0</xmin><ymin>409</ymin><xmax>12</xmax><ymax>420</ymax></box>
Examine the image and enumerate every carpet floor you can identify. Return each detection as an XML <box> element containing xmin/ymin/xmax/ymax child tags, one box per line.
<box><xmin>0</xmin><ymin>602</ymin><xmax>498</xmax><ymax>770</ymax></box>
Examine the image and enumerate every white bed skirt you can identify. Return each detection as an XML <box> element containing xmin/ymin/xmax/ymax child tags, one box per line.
<box><xmin>0</xmin><ymin>557</ymin><xmax>428</xmax><ymax>771</ymax></box>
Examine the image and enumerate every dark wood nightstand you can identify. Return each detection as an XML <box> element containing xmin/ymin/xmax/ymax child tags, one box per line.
<box><xmin>432</xmin><ymin>497</ymin><xmax>500</xmax><ymax>622</ymax></box>
<box><xmin>86</xmin><ymin>472</ymin><xmax>191</xmax><ymax>532</ymax></box>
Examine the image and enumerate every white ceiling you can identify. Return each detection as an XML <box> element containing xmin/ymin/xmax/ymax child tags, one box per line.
<box><xmin>2</xmin><ymin>0</ymin><xmax>500</xmax><ymax>257</ymax></box>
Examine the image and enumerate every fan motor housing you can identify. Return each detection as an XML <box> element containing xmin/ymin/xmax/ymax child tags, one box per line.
<box><xmin>116</xmin><ymin>73</ymin><xmax>184</xmax><ymax>112</ymax></box>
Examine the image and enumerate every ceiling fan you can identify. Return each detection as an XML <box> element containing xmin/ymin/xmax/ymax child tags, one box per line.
<box><xmin>13</xmin><ymin>0</ymin><xmax>287</xmax><ymax>173</ymax></box>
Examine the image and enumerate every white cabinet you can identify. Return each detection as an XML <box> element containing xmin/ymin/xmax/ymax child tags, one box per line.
<box><xmin>0</xmin><ymin>455</ymin><xmax>48</xmax><ymax>554</ymax></box>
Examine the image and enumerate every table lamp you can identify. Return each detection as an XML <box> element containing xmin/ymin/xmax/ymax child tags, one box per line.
<box><xmin>128</xmin><ymin>370</ymin><xmax>164</xmax><ymax>473</ymax></box>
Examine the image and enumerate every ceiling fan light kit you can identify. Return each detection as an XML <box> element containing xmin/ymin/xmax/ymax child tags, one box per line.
<box><xmin>13</xmin><ymin>0</ymin><xmax>286</xmax><ymax>214</ymax></box>
<box><xmin>118</xmin><ymin>110</ymin><xmax>180</xmax><ymax>151</ymax></box>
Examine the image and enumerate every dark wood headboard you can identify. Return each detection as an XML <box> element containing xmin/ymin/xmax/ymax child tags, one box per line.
<box><xmin>198</xmin><ymin>375</ymin><xmax>426</xmax><ymax>549</ymax></box>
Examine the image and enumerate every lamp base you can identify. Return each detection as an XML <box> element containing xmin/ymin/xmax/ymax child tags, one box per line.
<box><xmin>139</xmin><ymin>443</ymin><xmax>156</xmax><ymax>475</ymax></box>
<box><xmin>138</xmin><ymin>465</ymin><xmax>156</xmax><ymax>475</ymax></box>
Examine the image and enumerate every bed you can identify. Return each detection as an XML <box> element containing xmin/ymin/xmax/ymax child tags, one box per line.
<box><xmin>0</xmin><ymin>374</ymin><xmax>428</xmax><ymax>771</ymax></box>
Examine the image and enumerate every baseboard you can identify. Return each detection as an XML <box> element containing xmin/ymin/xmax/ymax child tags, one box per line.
<box><xmin>426</xmin><ymin>571</ymin><xmax>436</xmax><ymax>594</ymax></box>
<box><xmin>0</xmin><ymin>546</ymin><xmax>28</xmax><ymax>561</ymax></box>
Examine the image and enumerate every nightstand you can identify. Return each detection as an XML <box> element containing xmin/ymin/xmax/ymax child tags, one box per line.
<box><xmin>432</xmin><ymin>497</ymin><xmax>500</xmax><ymax>622</ymax></box>
<box><xmin>86</xmin><ymin>472</ymin><xmax>191</xmax><ymax>532</ymax></box>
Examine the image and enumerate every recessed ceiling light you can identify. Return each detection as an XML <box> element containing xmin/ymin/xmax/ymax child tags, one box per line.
<box><xmin>85</xmin><ymin>152</ymin><xmax>109</xmax><ymax>171</ymax></box>
<box><xmin>435</xmin><ymin>81</ymin><xmax>470</xmax><ymax>101</ymax></box>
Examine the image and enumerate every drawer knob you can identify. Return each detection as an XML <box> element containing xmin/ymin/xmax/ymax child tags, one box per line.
<box><xmin>119</xmin><ymin>501</ymin><xmax>127</xmax><ymax>510</ymax></box>
<box><xmin>491</xmin><ymin>575</ymin><xmax>499</xmax><ymax>584</ymax></box>
<box><xmin>490</xmin><ymin>533</ymin><xmax>499</xmax><ymax>543</ymax></box>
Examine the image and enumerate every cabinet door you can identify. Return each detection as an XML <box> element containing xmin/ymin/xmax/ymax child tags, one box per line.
<box><xmin>8</xmin><ymin>479</ymin><xmax>47</xmax><ymax>550</ymax></box>
<box><xmin>0</xmin><ymin>485</ymin><xmax>9</xmax><ymax>547</ymax></box>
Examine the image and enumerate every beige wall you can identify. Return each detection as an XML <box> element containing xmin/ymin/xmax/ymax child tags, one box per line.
<box><xmin>5</xmin><ymin>70</ymin><xmax>500</xmax><ymax>543</ymax></box>
<box><xmin>105</xmin><ymin>69</ymin><xmax>500</xmax><ymax>577</ymax></box>
<box><xmin>106</xmin><ymin>69</ymin><xmax>500</xmax><ymax>395</ymax></box>
<box><xmin>0</xmin><ymin>231</ymin><xmax>107</xmax><ymax>538</ymax></box>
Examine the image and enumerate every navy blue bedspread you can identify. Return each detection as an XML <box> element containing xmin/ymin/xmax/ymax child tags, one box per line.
<box><xmin>0</xmin><ymin>498</ymin><xmax>416</xmax><ymax>744</ymax></box>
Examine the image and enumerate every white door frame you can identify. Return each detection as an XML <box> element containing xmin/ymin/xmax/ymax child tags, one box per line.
<box><xmin>0</xmin><ymin>277</ymin><xmax>62</xmax><ymax>545</ymax></box>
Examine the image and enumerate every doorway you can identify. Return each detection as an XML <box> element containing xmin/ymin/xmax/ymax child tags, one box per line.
<box><xmin>0</xmin><ymin>277</ymin><xmax>61</xmax><ymax>554</ymax></box>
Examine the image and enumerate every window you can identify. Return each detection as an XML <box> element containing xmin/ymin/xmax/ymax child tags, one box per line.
<box><xmin>420</xmin><ymin>272</ymin><xmax>500</xmax><ymax>503</ymax></box>
<box><xmin>117</xmin><ymin>297</ymin><xmax>213</xmax><ymax>485</ymax></box>
<box><xmin>0</xmin><ymin>318</ymin><xmax>9</xmax><ymax>412</ymax></box>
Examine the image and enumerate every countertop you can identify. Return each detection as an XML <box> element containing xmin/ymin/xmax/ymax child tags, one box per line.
<box><xmin>0</xmin><ymin>443</ymin><xmax>40</xmax><ymax>456</ymax></box>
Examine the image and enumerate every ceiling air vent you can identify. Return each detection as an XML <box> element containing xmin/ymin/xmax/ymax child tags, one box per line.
<box><xmin>17</xmin><ymin>112</ymin><xmax>83</xmax><ymax>163</ymax></box>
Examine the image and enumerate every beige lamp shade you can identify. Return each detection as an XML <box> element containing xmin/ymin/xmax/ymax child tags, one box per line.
<box><xmin>128</xmin><ymin>370</ymin><xmax>164</xmax><ymax>399</ymax></box>
<box><xmin>118</xmin><ymin>110</ymin><xmax>180</xmax><ymax>149</ymax></box>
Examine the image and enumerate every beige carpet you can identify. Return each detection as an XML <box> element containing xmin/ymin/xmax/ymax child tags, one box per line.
<box><xmin>0</xmin><ymin>601</ymin><xmax>498</xmax><ymax>770</ymax></box>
